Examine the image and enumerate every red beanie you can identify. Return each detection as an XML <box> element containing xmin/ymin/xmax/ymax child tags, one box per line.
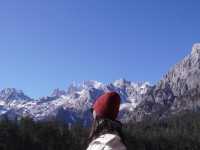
<box><xmin>93</xmin><ymin>92</ymin><xmax>121</xmax><ymax>120</ymax></box>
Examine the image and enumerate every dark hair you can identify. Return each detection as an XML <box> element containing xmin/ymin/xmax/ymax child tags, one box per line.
<box><xmin>88</xmin><ymin>117</ymin><xmax>126</xmax><ymax>146</ymax></box>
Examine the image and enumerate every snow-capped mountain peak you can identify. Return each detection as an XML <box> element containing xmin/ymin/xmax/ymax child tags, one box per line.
<box><xmin>51</xmin><ymin>88</ymin><xmax>67</xmax><ymax>98</ymax></box>
<box><xmin>191</xmin><ymin>43</ymin><xmax>200</xmax><ymax>55</ymax></box>
<box><xmin>113</xmin><ymin>78</ymin><xmax>131</xmax><ymax>87</ymax></box>
<box><xmin>0</xmin><ymin>79</ymin><xmax>151</xmax><ymax>123</ymax></box>
<box><xmin>0</xmin><ymin>88</ymin><xmax>31</xmax><ymax>101</ymax></box>
<box><xmin>82</xmin><ymin>80</ymin><xmax>104</xmax><ymax>89</ymax></box>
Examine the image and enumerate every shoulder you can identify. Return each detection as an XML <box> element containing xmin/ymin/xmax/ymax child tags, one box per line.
<box><xmin>86</xmin><ymin>134</ymin><xmax>127</xmax><ymax>150</ymax></box>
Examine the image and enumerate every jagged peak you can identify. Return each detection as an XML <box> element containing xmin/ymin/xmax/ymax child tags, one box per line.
<box><xmin>0</xmin><ymin>88</ymin><xmax>23</xmax><ymax>95</ymax></box>
<box><xmin>191</xmin><ymin>43</ymin><xmax>200</xmax><ymax>55</ymax></box>
<box><xmin>51</xmin><ymin>88</ymin><xmax>66</xmax><ymax>97</ymax></box>
<box><xmin>113</xmin><ymin>78</ymin><xmax>131</xmax><ymax>86</ymax></box>
<box><xmin>113</xmin><ymin>79</ymin><xmax>150</xmax><ymax>88</ymax></box>
<box><xmin>0</xmin><ymin>88</ymin><xmax>31</xmax><ymax>101</ymax></box>
<box><xmin>82</xmin><ymin>80</ymin><xmax>104</xmax><ymax>89</ymax></box>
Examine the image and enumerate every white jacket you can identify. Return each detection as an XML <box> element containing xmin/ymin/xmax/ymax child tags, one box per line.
<box><xmin>86</xmin><ymin>133</ymin><xmax>127</xmax><ymax>150</ymax></box>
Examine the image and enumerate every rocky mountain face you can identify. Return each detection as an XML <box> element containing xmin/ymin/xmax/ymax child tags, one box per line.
<box><xmin>0</xmin><ymin>79</ymin><xmax>150</xmax><ymax>124</ymax></box>
<box><xmin>0</xmin><ymin>43</ymin><xmax>200</xmax><ymax>124</ymax></box>
<box><xmin>0</xmin><ymin>88</ymin><xmax>31</xmax><ymax>102</ymax></box>
<box><xmin>127</xmin><ymin>43</ymin><xmax>200</xmax><ymax>122</ymax></box>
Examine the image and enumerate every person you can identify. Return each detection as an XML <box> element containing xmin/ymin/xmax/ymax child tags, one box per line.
<box><xmin>86</xmin><ymin>92</ymin><xmax>127</xmax><ymax>150</ymax></box>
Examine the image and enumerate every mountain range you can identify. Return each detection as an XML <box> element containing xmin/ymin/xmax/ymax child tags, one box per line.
<box><xmin>0</xmin><ymin>43</ymin><xmax>200</xmax><ymax>125</ymax></box>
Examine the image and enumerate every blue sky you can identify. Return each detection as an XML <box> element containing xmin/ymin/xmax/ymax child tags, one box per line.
<box><xmin>0</xmin><ymin>0</ymin><xmax>200</xmax><ymax>98</ymax></box>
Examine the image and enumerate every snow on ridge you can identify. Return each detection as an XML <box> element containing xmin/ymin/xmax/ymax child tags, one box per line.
<box><xmin>191</xmin><ymin>43</ymin><xmax>200</xmax><ymax>55</ymax></box>
<box><xmin>0</xmin><ymin>100</ymin><xmax>6</xmax><ymax>106</ymax></box>
<box><xmin>82</xmin><ymin>80</ymin><xmax>104</xmax><ymax>89</ymax></box>
<box><xmin>0</xmin><ymin>79</ymin><xmax>151</xmax><ymax>122</ymax></box>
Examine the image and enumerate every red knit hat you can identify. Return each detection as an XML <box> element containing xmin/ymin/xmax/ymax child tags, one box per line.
<box><xmin>93</xmin><ymin>92</ymin><xmax>121</xmax><ymax>120</ymax></box>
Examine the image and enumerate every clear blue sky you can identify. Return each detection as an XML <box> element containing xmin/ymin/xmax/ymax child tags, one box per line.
<box><xmin>0</xmin><ymin>0</ymin><xmax>200</xmax><ymax>98</ymax></box>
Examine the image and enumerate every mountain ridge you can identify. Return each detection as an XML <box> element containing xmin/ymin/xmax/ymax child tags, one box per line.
<box><xmin>0</xmin><ymin>43</ymin><xmax>200</xmax><ymax>124</ymax></box>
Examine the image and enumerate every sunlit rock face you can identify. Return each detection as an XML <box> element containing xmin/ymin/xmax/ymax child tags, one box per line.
<box><xmin>128</xmin><ymin>43</ymin><xmax>200</xmax><ymax>122</ymax></box>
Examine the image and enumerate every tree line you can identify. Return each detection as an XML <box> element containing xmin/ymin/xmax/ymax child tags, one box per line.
<box><xmin>0</xmin><ymin>111</ymin><xmax>200</xmax><ymax>150</ymax></box>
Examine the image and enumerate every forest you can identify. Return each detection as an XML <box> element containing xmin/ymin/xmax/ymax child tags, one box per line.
<box><xmin>0</xmin><ymin>111</ymin><xmax>200</xmax><ymax>150</ymax></box>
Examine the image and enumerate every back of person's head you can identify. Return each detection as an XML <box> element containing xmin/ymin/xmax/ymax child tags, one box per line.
<box><xmin>88</xmin><ymin>92</ymin><xmax>124</xmax><ymax>143</ymax></box>
<box><xmin>92</xmin><ymin>92</ymin><xmax>121</xmax><ymax>120</ymax></box>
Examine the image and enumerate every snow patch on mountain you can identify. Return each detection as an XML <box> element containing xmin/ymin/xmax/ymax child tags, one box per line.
<box><xmin>0</xmin><ymin>80</ymin><xmax>150</xmax><ymax>123</ymax></box>
<box><xmin>0</xmin><ymin>88</ymin><xmax>32</xmax><ymax>102</ymax></box>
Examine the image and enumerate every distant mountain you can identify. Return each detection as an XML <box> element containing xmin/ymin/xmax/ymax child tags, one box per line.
<box><xmin>0</xmin><ymin>43</ymin><xmax>200</xmax><ymax>124</ymax></box>
<box><xmin>51</xmin><ymin>89</ymin><xmax>67</xmax><ymax>98</ymax></box>
<box><xmin>0</xmin><ymin>88</ymin><xmax>31</xmax><ymax>102</ymax></box>
<box><xmin>0</xmin><ymin>80</ymin><xmax>150</xmax><ymax>124</ymax></box>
